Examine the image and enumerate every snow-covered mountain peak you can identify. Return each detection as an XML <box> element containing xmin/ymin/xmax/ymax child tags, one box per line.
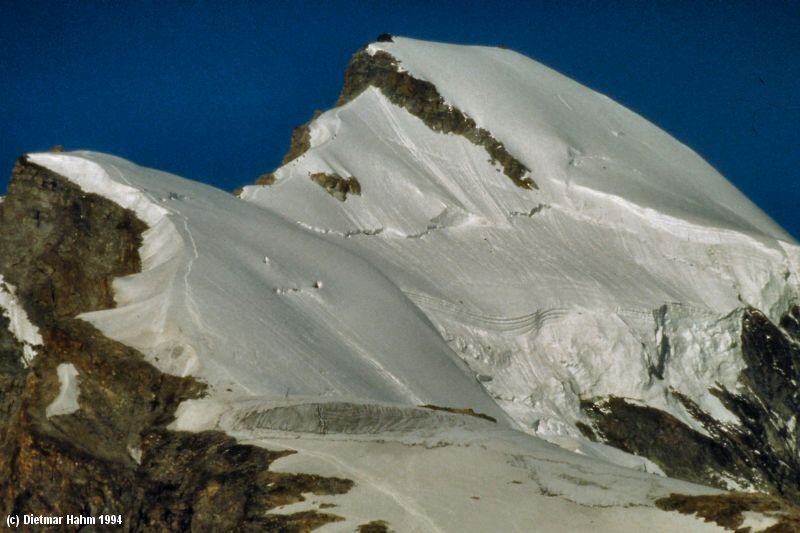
<box><xmin>5</xmin><ymin>37</ymin><xmax>800</xmax><ymax>531</ymax></box>
<box><xmin>243</xmin><ymin>36</ymin><xmax>799</xmax><ymax>319</ymax></box>
<box><xmin>367</xmin><ymin>37</ymin><xmax>792</xmax><ymax>242</ymax></box>
<box><xmin>240</xmin><ymin>37</ymin><xmax>800</xmax><ymax>491</ymax></box>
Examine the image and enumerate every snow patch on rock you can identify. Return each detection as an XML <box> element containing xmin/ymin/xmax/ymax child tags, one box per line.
<box><xmin>45</xmin><ymin>363</ymin><xmax>81</xmax><ymax>418</ymax></box>
<box><xmin>739</xmin><ymin>511</ymin><xmax>780</xmax><ymax>532</ymax></box>
<box><xmin>0</xmin><ymin>275</ymin><xmax>43</xmax><ymax>366</ymax></box>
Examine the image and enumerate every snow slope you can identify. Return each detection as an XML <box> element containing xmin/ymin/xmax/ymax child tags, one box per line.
<box><xmin>366</xmin><ymin>38</ymin><xmax>791</xmax><ymax>242</ymax></box>
<box><xmin>241</xmin><ymin>37</ymin><xmax>800</xmax><ymax>448</ymax></box>
<box><xmin>173</xmin><ymin>397</ymin><xmax>724</xmax><ymax>532</ymax></box>
<box><xmin>27</xmin><ymin>151</ymin><xmax>508</xmax><ymax>422</ymax></box>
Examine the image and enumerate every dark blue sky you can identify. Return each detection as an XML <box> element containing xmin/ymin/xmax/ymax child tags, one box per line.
<box><xmin>2</xmin><ymin>1</ymin><xmax>798</xmax><ymax>238</ymax></box>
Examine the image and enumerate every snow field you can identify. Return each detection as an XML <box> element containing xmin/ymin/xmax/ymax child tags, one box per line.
<box><xmin>27</xmin><ymin>151</ymin><xmax>507</xmax><ymax>423</ymax></box>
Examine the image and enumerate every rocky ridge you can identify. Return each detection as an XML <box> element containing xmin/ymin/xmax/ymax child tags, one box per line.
<box><xmin>259</xmin><ymin>44</ymin><xmax>536</xmax><ymax>191</ymax></box>
<box><xmin>336</xmin><ymin>48</ymin><xmax>536</xmax><ymax>190</ymax></box>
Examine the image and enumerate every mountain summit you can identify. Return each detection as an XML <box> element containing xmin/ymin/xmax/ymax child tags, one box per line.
<box><xmin>244</xmin><ymin>36</ymin><xmax>800</xmax><ymax>498</ymax></box>
<box><xmin>2</xmin><ymin>37</ymin><xmax>799</xmax><ymax>531</ymax></box>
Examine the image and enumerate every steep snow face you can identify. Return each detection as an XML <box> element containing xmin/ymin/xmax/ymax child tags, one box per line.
<box><xmin>26</xmin><ymin>152</ymin><xmax>507</xmax><ymax>423</ymax></box>
<box><xmin>241</xmin><ymin>38</ymin><xmax>800</xmax><ymax>449</ymax></box>
<box><xmin>0</xmin><ymin>274</ymin><xmax>42</xmax><ymax>366</ymax></box>
<box><xmin>367</xmin><ymin>38</ymin><xmax>792</xmax><ymax>242</ymax></box>
<box><xmin>241</xmin><ymin>77</ymin><xmax>798</xmax><ymax>320</ymax></box>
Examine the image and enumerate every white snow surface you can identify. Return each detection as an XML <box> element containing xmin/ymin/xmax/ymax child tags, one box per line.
<box><xmin>367</xmin><ymin>38</ymin><xmax>792</xmax><ymax>242</ymax></box>
<box><xmin>45</xmin><ymin>363</ymin><xmax>81</xmax><ymax>418</ymax></box>
<box><xmin>0</xmin><ymin>274</ymin><xmax>43</xmax><ymax>366</ymax></box>
<box><xmin>23</xmin><ymin>148</ymin><xmax>726</xmax><ymax>528</ymax></box>
<box><xmin>163</xmin><ymin>397</ymin><xmax>726</xmax><ymax>531</ymax></box>
<box><xmin>739</xmin><ymin>511</ymin><xmax>780</xmax><ymax>532</ymax></box>
<box><xmin>181</xmin><ymin>398</ymin><xmax>724</xmax><ymax>532</ymax></box>
<box><xmin>241</xmin><ymin>37</ymin><xmax>800</xmax><ymax>449</ymax></box>
<box><xmin>26</xmin><ymin>151</ymin><xmax>507</xmax><ymax>423</ymax></box>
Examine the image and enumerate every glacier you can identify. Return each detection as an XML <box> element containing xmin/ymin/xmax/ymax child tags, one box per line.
<box><xmin>239</xmin><ymin>37</ymin><xmax>799</xmax><ymax>454</ymax></box>
<box><xmin>27</xmin><ymin>151</ymin><xmax>508</xmax><ymax>422</ymax></box>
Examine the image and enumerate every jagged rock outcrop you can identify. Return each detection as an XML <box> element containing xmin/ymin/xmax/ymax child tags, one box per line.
<box><xmin>253</xmin><ymin>110</ymin><xmax>322</xmax><ymax>188</ymax></box>
<box><xmin>0</xmin><ymin>158</ymin><xmax>353</xmax><ymax>530</ymax></box>
<box><xmin>282</xmin><ymin>111</ymin><xmax>321</xmax><ymax>166</ymax></box>
<box><xmin>336</xmin><ymin>48</ymin><xmax>536</xmax><ymax>190</ymax></box>
<box><xmin>253</xmin><ymin>43</ymin><xmax>536</xmax><ymax>191</ymax></box>
<box><xmin>656</xmin><ymin>491</ymin><xmax>800</xmax><ymax>531</ymax></box>
<box><xmin>309</xmin><ymin>172</ymin><xmax>361</xmax><ymax>201</ymax></box>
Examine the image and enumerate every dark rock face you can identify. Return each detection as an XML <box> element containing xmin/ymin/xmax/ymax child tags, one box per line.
<box><xmin>0</xmin><ymin>158</ymin><xmax>353</xmax><ymax>530</ymax></box>
<box><xmin>337</xmin><ymin>49</ymin><xmax>536</xmax><ymax>190</ymax></box>
<box><xmin>357</xmin><ymin>519</ymin><xmax>391</xmax><ymax>532</ymax></box>
<box><xmin>0</xmin><ymin>158</ymin><xmax>146</xmax><ymax>324</ymax></box>
<box><xmin>780</xmin><ymin>304</ymin><xmax>800</xmax><ymax>338</ymax></box>
<box><xmin>582</xmin><ymin>306</ymin><xmax>800</xmax><ymax>505</ymax></box>
<box><xmin>582</xmin><ymin>396</ymin><xmax>744</xmax><ymax>489</ymax></box>
<box><xmin>281</xmin><ymin>111</ymin><xmax>321</xmax><ymax>166</ymax></box>
<box><xmin>0</xmin><ymin>315</ymin><xmax>26</xmax><ymax>509</ymax></box>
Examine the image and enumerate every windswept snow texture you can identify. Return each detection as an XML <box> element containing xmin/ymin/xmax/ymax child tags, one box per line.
<box><xmin>0</xmin><ymin>274</ymin><xmax>42</xmax><ymax>366</ymax></box>
<box><xmin>241</xmin><ymin>37</ymin><xmax>800</xmax><ymax>452</ymax></box>
<box><xmin>26</xmin><ymin>152</ymin><xmax>507</xmax><ymax>422</ymax></box>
